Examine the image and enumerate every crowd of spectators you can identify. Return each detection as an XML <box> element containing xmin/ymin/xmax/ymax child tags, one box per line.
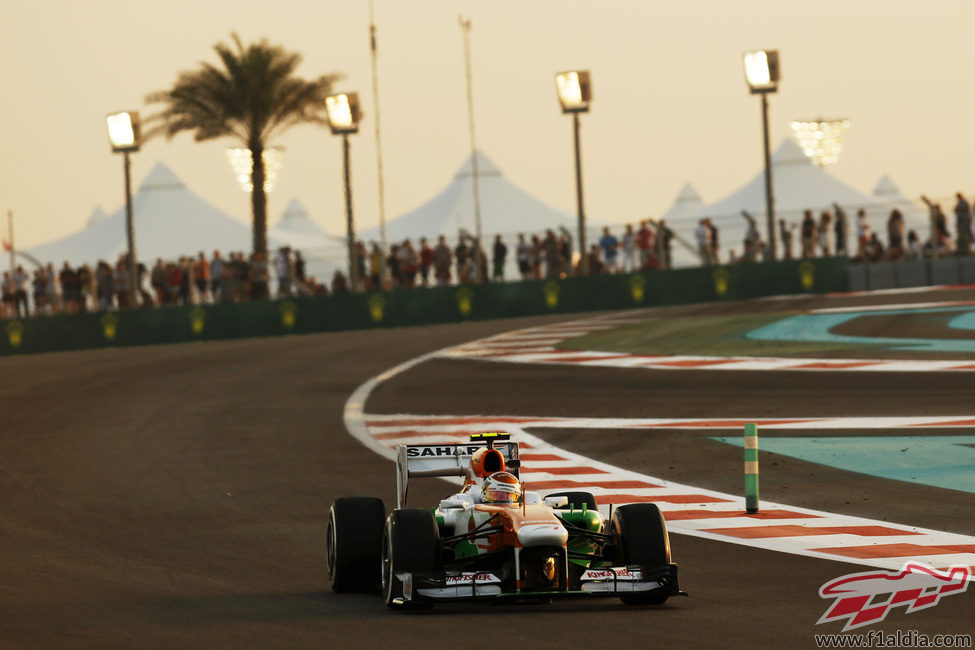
<box><xmin>3</xmin><ymin>196</ymin><xmax>973</xmax><ymax>320</ymax></box>
<box><xmin>690</xmin><ymin>193</ymin><xmax>975</xmax><ymax>267</ymax></box>
<box><xmin>0</xmin><ymin>247</ymin><xmax>330</xmax><ymax>320</ymax></box>
<box><xmin>352</xmin><ymin>219</ymin><xmax>676</xmax><ymax>293</ymax></box>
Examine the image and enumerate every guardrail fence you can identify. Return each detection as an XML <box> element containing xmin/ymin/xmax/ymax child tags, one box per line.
<box><xmin>1</xmin><ymin>258</ymin><xmax>848</xmax><ymax>356</ymax></box>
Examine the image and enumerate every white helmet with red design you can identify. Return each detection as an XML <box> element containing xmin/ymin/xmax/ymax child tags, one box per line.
<box><xmin>483</xmin><ymin>471</ymin><xmax>522</xmax><ymax>506</ymax></box>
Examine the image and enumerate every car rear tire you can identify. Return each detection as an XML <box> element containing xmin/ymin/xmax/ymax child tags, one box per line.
<box><xmin>327</xmin><ymin>497</ymin><xmax>386</xmax><ymax>593</ymax></box>
<box><xmin>381</xmin><ymin>509</ymin><xmax>440</xmax><ymax>609</ymax></box>
<box><xmin>612</xmin><ymin>503</ymin><xmax>672</xmax><ymax>606</ymax></box>
<box><xmin>544</xmin><ymin>490</ymin><xmax>598</xmax><ymax>511</ymax></box>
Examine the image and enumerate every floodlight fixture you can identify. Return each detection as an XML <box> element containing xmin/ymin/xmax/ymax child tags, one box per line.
<box><xmin>790</xmin><ymin>118</ymin><xmax>851</xmax><ymax>166</ymax></box>
<box><xmin>743</xmin><ymin>50</ymin><xmax>780</xmax><ymax>94</ymax></box>
<box><xmin>325</xmin><ymin>92</ymin><xmax>362</xmax><ymax>135</ymax></box>
<box><xmin>555</xmin><ymin>70</ymin><xmax>592</xmax><ymax>113</ymax></box>
<box><xmin>106</xmin><ymin>111</ymin><xmax>141</xmax><ymax>152</ymax></box>
<box><xmin>227</xmin><ymin>148</ymin><xmax>284</xmax><ymax>192</ymax></box>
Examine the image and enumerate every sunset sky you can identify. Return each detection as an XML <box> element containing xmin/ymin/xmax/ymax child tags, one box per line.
<box><xmin>1</xmin><ymin>0</ymin><xmax>972</xmax><ymax>249</ymax></box>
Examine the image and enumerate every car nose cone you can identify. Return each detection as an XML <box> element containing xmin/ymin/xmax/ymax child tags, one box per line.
<box><xmin>517</xmin><ymin>523</ymin><xmax>569</xmax><ymax>547</ymax></box>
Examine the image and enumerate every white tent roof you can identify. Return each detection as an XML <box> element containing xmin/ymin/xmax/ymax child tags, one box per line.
<box><xmin>269</xmin><ymin>198</ymin><xmax>341</xmax><ymax>245</ymax></box>
<box><xmin>267</xmin><ymin>198</ymin><xmax>345</xmax><ymax>284</ymax></box>
<box><xmin>660</xmin><ymin>183</ymin><xmax>704</xmax><ymax>222</ymax></box>
<box><xmin>873</xmin><ymin>174</ymin><xmax>905</xmax><ymax>202</ymax></box>
<box><xmin>660</xmin><ymin>139</ymin><xmax>926</xmax><ymax>264</ymax></box>
<box><xmin>701</xmin><ymin>139</ymin><xmax>882</xmax><ymax>221</ymax></box>
<box><xmin>358</xmin><ymin>150</ymin><xmax>577</xmax><ymax>245</ymax></box>
<box><xmin>19</xmin><ymin>162</ymin><xmax>346</xmax><ymax>286</ymax></box>
<box><xmin>871</xmin><ymin>174</ymin><xmax>928</xmax><ymax>231</ymax></box>
<box><xmin>25</xmin><ymin>162</ymin><xmax>339</xmax><ymax>270</ymax></box>
<box><xmin>27</xmin><ymin>162</ymin><xmax>254</xmax><ymax>267</ymax></box>
<box><xmin>85</xmin><ymin>205</ymin><xmax>110</xmax><ymax>228</ymax></box>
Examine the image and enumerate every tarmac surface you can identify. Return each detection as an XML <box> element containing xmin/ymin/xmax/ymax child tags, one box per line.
<box><xmin>1</xmin><ymin>289</ymin><xmax>973</xmax><ymax>649</ymax></box>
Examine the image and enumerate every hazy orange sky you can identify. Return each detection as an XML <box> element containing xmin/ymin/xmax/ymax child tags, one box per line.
<box><xmin>1</xmin><ymin>0</ymin><xmax>972</xmax><ymax>248</ymax></box>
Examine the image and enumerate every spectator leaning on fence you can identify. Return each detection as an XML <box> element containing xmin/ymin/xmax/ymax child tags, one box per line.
<box><xmin>32</xmin><ymin>268</ymin><xmax>46</xmax><ymax>315</ymax></box>
<box><xmin>12</xmin><ymin>266</ymin><xmax>29</xmax><ymax>318</ymax></box>
<box><xmin>492</xmin><ymin>235</ymin><xmax>507</xmax><ymax>281</ymax></box>
<box><xmin>516</xmin><ymin>234</ymin><xmax>531</xmax><ymax>280</ymax></box>
<box><xmin>543</xmin><ymin>230</ymin><xmax>560</xmax><ymax>279</ymax></box>
<box><xmin>818</xmin><ymin>211</ymin><xmax>832</xmax><ymax>257</ymax></box>
<box><xmin>695</xmin><ymin>218</ymin><xmax>713</xmax><ymax>266</ymax></box>
<box><xmin>433</xmin><ymin>236</ymin><xmax>452</xmax><ymax>286</ymax></box>
<box><xmin>887</xmin><ymin>210</ymin><xmax>906</xmax><ymax>260</ymax></box>
<box><xmin>800</xmin><ymin>210</ymin><xmax>817</xmax><ymax>258</ymax></box>
<box><xmin>1</xmin><ymin>272</ymin><xmax>12</xmax><ymax>318</ymax></box>
<box><xmin>274</xmin><ymin>247</ymin><xmax>293</xmax><ymax>298</ymax></box>
<box><xmin>599</xmin><ymin>226</ymin><xmax>620</xmax><ymax>273</ymax></box>
<box><xmin>855</xmin><ymin>209</ymin><xmax>870</xmax><ymax>259</ymax></box>
<box><xmin>368</xmin><ymin>243</ymin><xmax>383</xmax><ymax>290</ymax></box>
<box><xmin>655</xmin><ymin>219</ymin><xmax>673</xmax><ymax>270</ymax></box>
<box><xmin>454</xmin><ymin>237</ymin><xmax>471</xmax><ymax>283</ymax></box>
<box><xmin>621</xmin><ymin>224</ymin><xmax>637</xmax><ymax>272</ymax></box>
<box><xmin>209</xmin><ymin>251</ymin><xmax>224</xmax><ymax>302</ymax></box>
<box><xmin>779</xmin><ymin>219</ymin><xmax>794</xmax><ymax>260</ymax></box>
<box><xmin>907</xmin><ymin>230</ymin><xmax>921</xmax><ymax>258</ymax></box>
<box><xmin>833</xmin><ymin>205</ymin><xmax>848</xmax><ymax>256</ymax></box>
<box><xmin>419</xmin><ymin>238</ymin><xmax>433</xmax><ymax>287</ymax></box>
<box><xmin>636</xmin><ymin>221</ymin><xmax>654</xmax><ymax>270</ymax></box>
<box><xmin>955</xmin><ymin>192</ymin><xmax>973</xmax><ymax>254</ymax></box>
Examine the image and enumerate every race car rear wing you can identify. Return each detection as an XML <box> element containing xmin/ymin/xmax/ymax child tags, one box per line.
<box><xmin>396</xmin><ymin>435</ymin><xmax>520</xmax><ymax>509</ymax></box>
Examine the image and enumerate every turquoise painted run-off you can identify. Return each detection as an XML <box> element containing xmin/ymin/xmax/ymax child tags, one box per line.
<box><xmin>746</xmin><ymin>305</ymin><xmax>975</xmax><ymax>353</ymax></box>
<box><xmin>715</xmin><ymin>436</ymin><xmax>975</xmax><ymax>495</ymax></box>
<box><xmin>734</xmin><ymin>304</ymin><xmax>975</xmax><ymax>495</ymax></box>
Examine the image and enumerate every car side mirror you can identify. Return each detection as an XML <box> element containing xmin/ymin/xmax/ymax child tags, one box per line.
<box><xmin>543</xmin><ymin>496</ymin><xmax>569</xmax><ymax>509</ymax></box>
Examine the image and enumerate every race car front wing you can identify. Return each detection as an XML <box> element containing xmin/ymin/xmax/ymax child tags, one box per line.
<box><xmin>396</xmin><ymin>564</ymin><xmax>682</xmax><ymax>603</ymax></box>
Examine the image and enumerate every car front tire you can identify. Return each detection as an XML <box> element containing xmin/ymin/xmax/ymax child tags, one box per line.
<box><xmin>327</xmin><ymin>496</ymin><xmax>386</xmax><ymax>592</ymax></box>
<box><xmin>381</xmin><ymin>508</ymin><xmax>440</xmax><ymax>609</ymax></box>
<box><xmin>611</xmin><ymin>503</ymin><xmax>672</xmax><ymax>606</ymax></box>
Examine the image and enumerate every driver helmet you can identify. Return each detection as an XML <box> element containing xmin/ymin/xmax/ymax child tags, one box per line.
<box><xmin>483</xmin><ymin>472</ymin><xmax>522</xmax><ymax>506</ymax></box>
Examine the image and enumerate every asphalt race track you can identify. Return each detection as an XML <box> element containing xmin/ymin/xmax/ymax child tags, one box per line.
<box><xmin>2</xmin><ymin>289</ymin><xmax>973</xmax><ymax>649</ymax></box>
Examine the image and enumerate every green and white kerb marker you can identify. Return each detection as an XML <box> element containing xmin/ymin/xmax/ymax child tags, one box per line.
<box><xmin>744</xmin><ymin>422</ymin><xmax>759</xmax><ymax>513</ymax></box>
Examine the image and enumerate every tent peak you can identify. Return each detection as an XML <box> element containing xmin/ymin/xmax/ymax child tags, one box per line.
<box><xmin>280</xmin><ymin>198</ymin><xmax>309</xmax><ymax>221</ymax></box>
<box><xmin>138</xmin><ymin>162</ymin><xmax>186</xmax><ymax>192</ymax></box>
<box><xmin>772</xmin><ymin>138</ymin><xmax>814</xmax><ymax>167</ymax></box>
<box><xmin>675</xmin><ymin>183</ymin><xmax>703</xmax><ymax>204</ymax></box>
<box><xmin>873</xmin><ymin>174</ymin><xmax>902</xmax><ymax>198</ymax></box>
<box><xmin>85</xmin><ymin>205</ymin><xmax>110</xmax><ymax>228</ymax></box>
<box><xmin>455</xmin><ymin>149</ymin><xmax>502</xmax><ymax>180</ymax></box>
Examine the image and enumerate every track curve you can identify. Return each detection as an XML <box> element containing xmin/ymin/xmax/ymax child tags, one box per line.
<box><xmin>2</xmin><ymin>291</ymin><xmax>973</xmax><ymax>648</ymax></box>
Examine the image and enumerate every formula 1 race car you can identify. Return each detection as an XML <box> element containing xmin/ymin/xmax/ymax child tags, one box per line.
<box><xmin>326</xmin><ymin>433</ymin><xmax>684</xmax><ymax>609</ymax></box>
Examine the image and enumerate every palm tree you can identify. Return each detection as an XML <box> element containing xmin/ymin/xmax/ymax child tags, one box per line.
<box><xmin>145</xmin><ymin>33</ymin><xmax>342</xmax><ymax>259</ymax></box>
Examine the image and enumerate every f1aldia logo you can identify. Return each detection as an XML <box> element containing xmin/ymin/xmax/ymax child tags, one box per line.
<box><xmin>817</xmin><ymin>561</ymin><xmax>970</xmax><ymax>631</ymax></box>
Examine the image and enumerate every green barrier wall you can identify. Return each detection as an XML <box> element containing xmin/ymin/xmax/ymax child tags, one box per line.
<box><xmin>0</xmin><ymin>258</ymin><xmax>848</xmax><ymax>356</ymax></box>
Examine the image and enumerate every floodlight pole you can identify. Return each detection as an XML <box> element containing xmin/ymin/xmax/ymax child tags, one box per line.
<box><xmin>122</xmin><ymin>150</ymin><xmax>138</xmax><ymax>306</ymax></box>
<box><xmin>369</xmin><ymin>0</ymin><xmax>389</xmax><ymax>288</ymax></box>
<box><xmin>758</xmin><ymin>91</ymin><xmax>776</xmax><ymax>261</ymax></box>
<box><xmin>342</xmin><ymin>133</ymin><xmax>359</xmax><ymax>292</ymax></box>
<box><xmin>572</xmin><ymin>112</ymin><xmax>588</xmax><ymax>275</ymax></box>
<box><xmin>459</xmin><ymin>16</ymin><xmax>484</xmax><ymax>282</ymax></box>
<box><xmin>7</xmin><ymin>210</ymin><xmax>14</xmax><ymax>274</ymax></box>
